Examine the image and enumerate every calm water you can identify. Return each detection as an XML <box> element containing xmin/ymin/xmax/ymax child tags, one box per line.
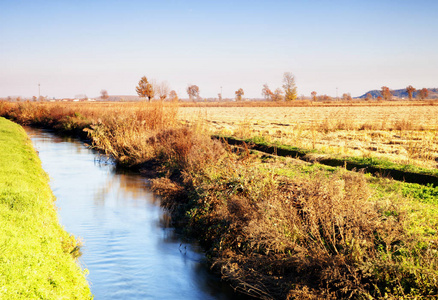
<box><xmin>26</xmin><ymin>128</ymin><xmax>242</xmax><ymax>300</ymax></box>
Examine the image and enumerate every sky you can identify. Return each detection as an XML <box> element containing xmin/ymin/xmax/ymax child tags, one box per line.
<box><xmin>1</xmin><ymin>0</ymin><xmax>437</xmax><ymax>99</ymax></box>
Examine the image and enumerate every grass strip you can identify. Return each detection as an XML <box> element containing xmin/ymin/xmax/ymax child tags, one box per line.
<box><xmin>0</xmin><ymin>117</ymin><xmax>91</xmax><ymax>299</ymax></box>
<box><xmin>217</xmin><ymin>135</ymin><xmax>438</xmax><ymax>186</ymax></box>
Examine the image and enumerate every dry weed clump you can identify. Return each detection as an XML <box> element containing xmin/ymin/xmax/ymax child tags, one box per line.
<box><xmin>152</xmin><ymin>136</ymin><xmax>437</xmax><ymax>299</ymax></box>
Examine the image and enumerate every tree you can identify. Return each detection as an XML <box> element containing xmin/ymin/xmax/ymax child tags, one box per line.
<box><xmin>156</xmin><ymin>81</ymin><xmax>169</xmax><ymax>101</ymax></box>
<box><xmin>406</xmin><ymin>85</ymin><xmax>416</xmax><ymax>100</ymax></box>
<box><xmin>418</xmin><ymin>88</ymin><xmax>429</xmax><ymax>100</ymax></box>
<box><xmin>100</xmin><ymin>89</ymin><xmax>109</xmax><ymax>100</ymax></box>
<box><xmin>283</xmin><ymin>72</ymin><xmax>297</xmax><ymax>101</ymax></box>
<box><xmin>365</xmin><ymin>93</ymin><xmax>373</xmax><ymax>101</ymax></box>
<box><xmin>261</xmin><ymin>84</ymin><xmax>273</xmax><ymax>100</ymax></box>
<box><xmin>381</xmin><ymin>86</ymin><xmax>392</xmax><ymax>101</ymax></box>
<box><xmin>218</xmin><ymin>93</ymin><xmax>222</xmax><ymax>101</ymax></box>
<box><xmin>136</xmin><ymin>76</ymin><xmax>154</xmax><ymax>101</ymax></box>
<box><xmin>187</xmin><ymin>85</ymin><xmax>200</xmax><ymax>101</ymax></box>
<box><xmin>311</xmin><ymin>91</ymin><xmax>317</xmax><ymax>101</ymax></box>
<box><xmin>169</xmin><ymin>90</ymin><xmax>178</xmax><ymax>102</ymax></box>
<box><xmin>272</xmin><ymin>88</ymin><xmax>284</xmax><ymax>101</ymax></box>
<box><xmin>342</xmin><ymin>93</ymin><xmax>352</xmax><ymax>101</ymax></box>
<box><xmin>235</xmin><ymin>88</ymin><xmax>244</xmax><ymax>101</ymax></box>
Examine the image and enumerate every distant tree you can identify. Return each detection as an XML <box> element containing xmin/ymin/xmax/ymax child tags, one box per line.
<box><xmin>406</xmin><ymin>85</ymin><xmax>416</xmax><ymax>100</ymax></box>
<box><xmin>218</xmin><ymin>93</ymin><xmax>222</xmax><ymax>101</ymax></box>
<box><xmin>342</xmin><ymin>93</ymin><xmax>352</xmax><ymax>101</ymax></box>
<box><xmin>187</xmin><ymin>85</ymin><xmax>200</xmax><ymax>101</ymax></box>
<box><xmin>381</xmin><ymin>86</ymin><xmax>392</xmax><ymax>101</ymax></box>
<box><xmin>156</xmin><ymin>81</ymin><xmax>170</xmax><ymax>101</ymax></box>
<box><xmin>169</xmin><ymin>90</ymin><xmax>178</xmax><ymax>102</ymax></box>
<box><xmin>365</xmin><ymin>93</ymin><xmax>373</xmax><ymax>101</ymax></box>
<box><xmin>319</xmin><ymin>94</ymin><xmax>332</xmax><ymax>101</ymax></box>
<box><xmin>311</xmin><ymin>91</ymin><xmax>317</xmax><ymax>101</ymax></box>
<box><xmin>283</xmin><ymin>72</ymin><xmax>297</xmax><ymax>101</ymax></box>
<box><xmin>100</xmin><ymin>89</ymin><xmax>109</xmax><ymax>100</ymax></box>
<box><xmin>32</xmin><ymin>96</ymin><xmax>37</xmax><ymax>102</ymax></box>
<box><xmin>417</xmin><ymin>88</ymin><xmax>429</xmax><ymax>100</ymax></box>
<box><xmin>136</xmin><ymin>76</ymin><xmax>154</xmax><ymax>101</ymax></box>
<box><xmin>262</xmin><ymin>84</ymin><xmax>273</xmax><ymax>100</ymax></box>
<box><xmin>272</xmin><ymin>88</ymin><xmax>284</xmax><ymax>101</ymax></box>
<box><xmin>235</xmin><ymin>88</ymin><xmax>244</xmax><ymax>101</ymax></box>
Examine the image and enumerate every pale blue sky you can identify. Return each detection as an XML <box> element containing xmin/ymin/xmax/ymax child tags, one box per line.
<box><xmin>1</xmin><ymin>0</ymin><xmax>437</xmax><ymax>99</ymax></box>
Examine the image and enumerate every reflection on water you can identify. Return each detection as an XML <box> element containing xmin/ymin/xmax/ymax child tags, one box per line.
<box><xmin>25</xmin><ymin>128</ymin><xmax>243</xmax><ymax>300</ymax></box>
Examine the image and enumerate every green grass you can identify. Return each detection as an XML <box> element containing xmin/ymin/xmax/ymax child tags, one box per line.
<box><xmin>0</xmin><ymin>117</ymin><xmax>91</xmax><ymax>299</ymax></box>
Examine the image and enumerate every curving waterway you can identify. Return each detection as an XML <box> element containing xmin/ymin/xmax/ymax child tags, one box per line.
<box><xmin>26</xmin><ymin>127</ymin><xmax>245</xmax><ymax>300</ymax></box>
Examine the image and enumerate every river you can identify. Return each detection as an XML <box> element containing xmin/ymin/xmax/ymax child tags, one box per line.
<box><xmin>26</xmin><ymin>127</ymin><xmax>244</xmax><ymax>300</ymax></box>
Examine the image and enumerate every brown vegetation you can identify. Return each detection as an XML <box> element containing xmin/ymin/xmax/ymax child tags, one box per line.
<box><xmin>1</xmin><ymin>100</ymin><xmax>437</xmax><ymax>299</ymax></box>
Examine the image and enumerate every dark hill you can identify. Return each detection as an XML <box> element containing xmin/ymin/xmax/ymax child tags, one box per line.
<box><xmin>358</xmin><ymin>88</ymin><xmax>438</xmax><ymax>99</ymax></box>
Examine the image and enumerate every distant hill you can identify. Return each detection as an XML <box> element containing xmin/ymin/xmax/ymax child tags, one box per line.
<box><xmin>358</xmin><ymin>88</ymin><xmax>438</xmax><ymax>99</ymax></box>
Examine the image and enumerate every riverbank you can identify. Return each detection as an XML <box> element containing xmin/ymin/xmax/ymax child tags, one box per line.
<box><xmin>0</xmin><ymin>117</ymin><xmax>91</xmax><ymax>299</ymax></box>
<box><xmin>1</xmin><ymin>101</ymin><xmax>437</xmax><ymax>299</ymax></box>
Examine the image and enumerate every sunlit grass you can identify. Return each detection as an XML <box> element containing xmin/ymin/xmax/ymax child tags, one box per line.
<box><xmin>0</xmin><ymin>117</ymin><xmax>91</xmax><ymax>299</ymax></box>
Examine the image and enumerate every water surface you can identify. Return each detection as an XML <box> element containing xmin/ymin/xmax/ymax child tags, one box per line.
<box><xmin>26</xmin><ymin>127</ymin><xmax>240</xmax><ymax>300</ymax></box>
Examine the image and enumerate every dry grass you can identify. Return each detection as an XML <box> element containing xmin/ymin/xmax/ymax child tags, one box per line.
<box><xmin>1</xmin><ymin>100</ymin><xmax>437</xmax><ymax>299</ymax></box>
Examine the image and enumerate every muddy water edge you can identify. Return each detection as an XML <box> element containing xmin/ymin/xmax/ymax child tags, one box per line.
<box><xmin>25</xmin><ymin>127</ymin><xmax>250</xmax><ymax>300</ymax></box>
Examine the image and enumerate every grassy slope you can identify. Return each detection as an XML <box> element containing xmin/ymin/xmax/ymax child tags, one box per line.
<box><xmin>0</xmin><ymin>117</ymin><xmax>91</xmax><ymax>299</ymax></box>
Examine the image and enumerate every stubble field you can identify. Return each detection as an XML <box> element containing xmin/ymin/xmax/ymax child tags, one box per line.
<box><xmin>179</xmin><ymin>105</ymin><xmax>438</xmax><ymax>169</ymax></box>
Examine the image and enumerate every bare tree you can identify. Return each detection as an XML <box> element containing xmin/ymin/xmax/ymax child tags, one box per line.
<box><xmin>136</xmin><ymin>76</ymin><xmax>154</xmax><ymax>101</ymax></box>
<box><xmin>262</xmin><ymin>84</ymin><xmax>273</xmax><ymax>100</ymax></box>
<box><xmin>169</xmin><ymin>90</ymin><xmax>178</xmax><ymax>102</ymax></box>
<box><xmin>100</xmin><ymin>89</ymin><xmax>109</xmax><ymax>100</ymax></box>
<box><xmin>272</xmin><ymin>88</ymin><xmax>284</xmax><ymax>101</ymax></box>
<box><xmin>381</xmin><ymin>86</ymin><xmax>392</xmax><ymax>101</ymax></box>
<box><xmin>342</xmin><ymin>93</ymin><xmax>352</xmax><ymax>101</ymax></box>
<box><xmin>218</xmin><ymin>93</ymin><xmax>222</xmax><ymax>101</ymax></box>
<box><xmin>406</xmin><ymin>85</ymin><xmax>416</xmax><ymax>100</ymax></box>
<box><xmin>417</xmin><ymin>88</ymin><xmax>429</xmax><ymax>100</ymax></box>
<box><xmin>283</xmin><ymin>72</ymin><xmax>297</xmax><ymax>101</ymax></box>
<box><xmin>365</xmin><ymin>93</ymin><xmax>373</xmax><ymax>101</ymax></box>
<box><xmin>187</xmin><ymin>85</ymin><xmax>200</xmax><ymax>101</ymax></box>
<box><xmin>235</xmin><ymin>88</ymin><xmax>244</xmax><ymax>101</ymax></box>
<box><xmin>311</xmin><ymin>91</ymin><xmax>317</xmax><ymax>101</ymax></box>
<box><xmin>156</xmin><ymin>81</ymin><xmax>170</xmax><ymax>101</ymax></box>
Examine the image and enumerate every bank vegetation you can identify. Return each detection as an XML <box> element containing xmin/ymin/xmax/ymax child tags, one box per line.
<box><xmin>1</xmin><ymin>101</ymin><xmax>437</xmax><ymax>299</ymax></box>
<box><xmin>0</xmin><ymin>117</ymin><xmax>91</xmax><ymax>299</ymax></box>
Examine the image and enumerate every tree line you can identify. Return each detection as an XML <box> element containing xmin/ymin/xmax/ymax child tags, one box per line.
<box><xmin>133</xmin><ymin>74</ymin><xmax>430</xmax><ymax>102</ymax></box>
<box><xmin>134</xmin><ymin>72</ymin><xmax>297</xmax><ymax>102</ymax></box>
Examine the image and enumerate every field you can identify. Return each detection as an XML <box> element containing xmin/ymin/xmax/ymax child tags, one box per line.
<box><xmin>1</xmin><ymin>100</ymin><xmax>437</xmax><ymax>299</ymax></box>
<box><xmin>179</xmin><ymin>105</ymin><xmax>438</xmax><ymax>169</ymax></box>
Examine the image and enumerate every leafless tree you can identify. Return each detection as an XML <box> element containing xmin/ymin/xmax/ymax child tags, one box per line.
<box><xmin>262</xmin><ymin>84</ymin><xmax>273</xmax><ymax>100</ymax></box>
<box><xmin>187</xmin><ymin>85</ymin><xmax>200</xmax><ymax>101</ymax></box>
<box><xmin>381</xmin><ymin>86</ymin><xmax>392</xmax><ymax>101</ymax></box>
<box><xmin>156</xmin><ymin>81</ymin><xmax>170</xmax><ymax>101</ymax></box>
<box><xmin>169</xmin><ymin>90</ymin><xmax>178</xmax><ymax>102</ymax></box>
<box><xmin>100</xmin><ymin>89</ymin><xmax>109</xmax><ymax>100</ymax></box>
<box><xmin>342</xmin><ymin>93</ymin><xmax>352</xmax><ymax>101</ymax></box>
<box><xmin>311</xmin><ymin>91</ymin><xmax>317</xmax><ymax>101</ymax></box>
<box><xmin>365</xmin><ymin>93</ymin><xmax>373</xmax><ymax>101</ymax></box>
<box><xmin>406</xmin><ymin>85</ymin><xmax>416</xmax><ymax>100</ymax></box>
<box><xmin>235</xmin><ymin>88</ymin><xmax>244</xmax><ymax>101</ymax></box>
<box><xmin>272</xmin><ymin>88</ymin><xmax>284</xmax><ymax>101</ymax></box>
<box><xmin>417</xmin><ymin>88</ymin><xmax>429</xmax><ymax>100</ymax></box>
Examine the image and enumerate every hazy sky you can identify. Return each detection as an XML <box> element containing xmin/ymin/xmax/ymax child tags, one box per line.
<box><xmin>1</xmin><ymin>0</ymin><xmax>437</xmax><ymax>99</ymax></box>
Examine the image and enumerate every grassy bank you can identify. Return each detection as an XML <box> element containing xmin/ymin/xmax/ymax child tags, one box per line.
<box><xmin>0</xmin><ymin>117</ymin><xmax>91</xmax><ymax>299</ymax></box>
<box><xmin>1</xmin><ymin>101</ymin><xmax>437</xmax><ymax>299</ymax></box>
